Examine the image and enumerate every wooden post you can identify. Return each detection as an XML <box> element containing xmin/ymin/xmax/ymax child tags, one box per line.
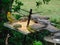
<box><xmin>27</xmin><ymin>9</ymin><xmax>32</xmax><ymax>27</ymax></box>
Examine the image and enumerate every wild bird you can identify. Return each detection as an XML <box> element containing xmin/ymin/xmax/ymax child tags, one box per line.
<box><xmin>7</xmin><ymin>12</ymin><xmax>17</xmax><ymax>23</ymax></box>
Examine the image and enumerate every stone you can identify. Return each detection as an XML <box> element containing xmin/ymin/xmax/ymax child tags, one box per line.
<box><xmin>31</xmin><ymin>14</ymin><xmax>49</xmax><ymax>20</ymax></box>
<box><xmin>37</xmin><ymin>19</ymin><xmax>51</xmax><ymax>25</ymax></box>
<box><xmin>29</xmin><ymin>23</ymin><xmax>45</xmax><ymax>31</ymax></box>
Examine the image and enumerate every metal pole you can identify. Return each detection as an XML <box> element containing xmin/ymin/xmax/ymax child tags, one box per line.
<box><xmin>27</xmin><ymin>9</ymin><xmax>32</xmax><ymax>27</ymax></box>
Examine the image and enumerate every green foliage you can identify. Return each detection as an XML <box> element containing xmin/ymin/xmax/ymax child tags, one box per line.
<box><xmin>0</xmin><ymin>39</ymin><xmax>5</xmax><ymax>45</ymax></box>
<box><xmin>50</xmin><ymin>18</ymin><xmax>60</xmax><ymax>29</ymax></box>
<box><xmin>0</xmin><ymin>14</ymin><xmax>8</xmax><ymax>22</ymax></box>
<box><xmin>51</xmin><ymin>18</ymin><xmax>60</xmax><ymax>24</ymax></box>
<box><xmin>13</xmin><ymin>1</ymin><xmax>23</xmax><ymax>12</ymax></box>
<box><xmin>36</xmin><ymin>1</ymin><xmax>42</xmax><ymax>8</ymax></box>
<box><xmin>2</xmin><ymin>0</ymin><xmax>10</xmax><ymax>3</ymax></box>
<box><xmin>43</xmin><ymin>0</ymin><xmax>51</xmax><ymax>4</ymax></box>
<box><xmin>1</xmin><ymin>0</ymin><xmax>12</xmax><ymax>11</ymax></box>
<box><xmin>51</xmin><ymin>18</ymin><xmax>57</xmax><ymax>23</ymax></box>
<box><xmin>12</xmin><ymin>14</ymin><xmax>22</xmax><ymax>20</ymax></box>
<box><xmin>0</xmin><ymin>0</ymin><xmax>14</xmax><ymax>23</ymax></box>
<box><xmin>33</xmin><ymin>41</ymin><xmax>42</xmax><ymax>45</ymax></box>
<box><xmin>15</xmin><ymin>15</ymin><xmax>22</xmax><ymax>20</ymax></box>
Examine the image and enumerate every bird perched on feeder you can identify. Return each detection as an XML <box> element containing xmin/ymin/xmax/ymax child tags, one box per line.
<box><xmin>7</xmin><ymin>12</ymin><xmax>16</xmax><ymax>23</ymax></box>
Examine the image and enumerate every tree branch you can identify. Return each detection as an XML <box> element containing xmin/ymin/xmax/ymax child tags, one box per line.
<box><xmin>5</xmin><ymin>34</ymin><xmax>10</xmax><ymax>45</ymax></box>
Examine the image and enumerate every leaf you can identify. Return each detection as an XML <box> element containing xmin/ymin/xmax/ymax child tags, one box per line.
<box><xmin>33</xmin><ymin>41</ymin><xmax>42</xmax><ymax>45</ymax></box>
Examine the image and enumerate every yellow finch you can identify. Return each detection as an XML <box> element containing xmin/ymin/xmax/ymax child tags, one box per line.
<box><xmin>7</xmin><ymin>12</ymin><xmax>16</xmax><ymax>23</ymax></box>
